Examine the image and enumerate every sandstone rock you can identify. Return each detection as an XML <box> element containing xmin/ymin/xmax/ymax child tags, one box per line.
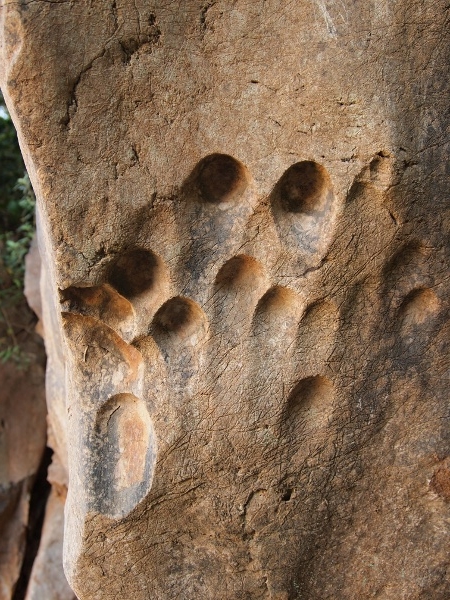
<box><xmin>0</xmin><ymin>360</ymin><xmax>47</xmax><ymax>599</ymax></box>
<box><xmin>24</xmin><ymin>224</ymin><xmax>72</xmax><ymax>598</ymax></box>
<box><xmin>0</xmin><ymin>235</ymin><xmax>59</xmax><ymax>599</ymax></box>
<box><xmin>24</xmin><ymin>236</ymin><xmax>42</xmax><ymax>324</ymax></box>
<box><xmin>0</xmin><ymin>236</ymin><xmax>46</xmax><ymax>599</ymax></box>
<box><xmin>0</xmin><ymin>478</ymin><xmax>31</xmax><ymax>600</ymax></box>
<box><xmin>1</xmin><ymin>1</ymin><xmax>448</xmax><ymax>599</ymax></box>
<box><xmin>25</xmin><ymin>489</ymin><xmax>76</xmax><ymax>600</ymax></box>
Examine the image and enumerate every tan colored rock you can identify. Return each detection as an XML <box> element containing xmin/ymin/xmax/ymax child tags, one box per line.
<box><xmin>24</xmin><ymin>222</ymin><xmax>72</xmax><ymax>598</ymax></box>
<box><xmin>0</xmin><ymin>235</ymin><xmax>65</xmax><ymax>600</ymax></box>
<box><xmin>1</xmin><ymin>1</ymin><xmax>449</xmax><ymax>599</ymax></box>
<box><xmin>0</xmin><ymin>362</ymin><xmax>46</xmax><ymax>486</ymax></box>
<box><xmin>24</xmin><ymin>236</ymin><xmax>43</xmax><ymax>326</ymax></box>
<box><xmin>0</xmin><ymin>479</ymin><xmax>31</xmax><ymax>600</ymax></box>
<box><xmin>0</xmin><ymin>359</ymin><xmax>46</xmax><ymax>598</ymax></box>
<box><xmin>25</xmin><ymin>489</ymin><xmax>76</xmax><ymax>600</ymax></box>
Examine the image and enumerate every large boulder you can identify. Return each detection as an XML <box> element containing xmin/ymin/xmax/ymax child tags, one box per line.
<box><xmin>0</xmin><ymin>252</ymin><xmax>47</xmax><ymax>599</ymax></box>
<box><xmin>1</xmin><ymin>2</ymin><xmax>448</xmax><ymax>598</ymax></box>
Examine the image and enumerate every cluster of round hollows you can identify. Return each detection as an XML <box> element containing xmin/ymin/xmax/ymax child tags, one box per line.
<box><xmin>192</xmin><ymin>153</ymin><xmax>333</xmax><ymax>214</ymax></box>
<box><xmin>60</xmin><ymin>152</ymin><xmax>441</xmax><ymax>521</ymax></box>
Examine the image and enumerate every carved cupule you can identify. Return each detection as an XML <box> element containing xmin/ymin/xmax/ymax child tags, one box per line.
<box><xmin>55</xmin><ymin>152</ymin><xmax>448</xmax><ymax>599</ymax></box>
<box><xmin>271</xmin><ymin>161</ymin><xmax>338</xmax><ymax>266</ymax></box>
<box><xmin>93</xmin><ymin>393</ymin><xmax>156</xmax><ymax>518</ymax></box>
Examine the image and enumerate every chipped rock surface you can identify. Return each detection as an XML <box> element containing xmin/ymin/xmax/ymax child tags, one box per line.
<box><xmin>1</xmin><ymin>1</ymin><xmax>449</xmax><ymax>599</ymax></box>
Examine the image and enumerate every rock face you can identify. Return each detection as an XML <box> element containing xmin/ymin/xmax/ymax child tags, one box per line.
<box><xmin>25</xmin><ymin>488</ymin><xmax>75</xmax><ymax>600</ymax></box>
<box><xmin>1</xmin><ymin>2</ymin><xmax>449</xmax><ymax>599</ymax></box>
<box><xmin>0</xmin><ymin>309</ymin><xmax>47</xmax><ymax>598</ymax></box>
<box><xmin>22</xmin><ymin>232</ymin><xmax>74</xmax><ymax>600</ymax></box>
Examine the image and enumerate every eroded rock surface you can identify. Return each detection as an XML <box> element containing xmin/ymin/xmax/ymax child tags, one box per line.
<box><xmin>0</xmin><ymin>324</ymin><xmax>47</xmax><ymax>598</ymax></box>
<box><xmin>1</xmin><ymin>1</ymin><xmax>448</xmax><ymax>599</ymax></box>
<box><xmin>25</xmin><ymin>488</ymin><xmax>76</xmax><ymax>600</ymax></box>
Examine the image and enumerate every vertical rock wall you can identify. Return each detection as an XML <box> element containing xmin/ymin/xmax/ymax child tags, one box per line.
<box><xmin>1</xmin><ymin>2</ymin><xmax>448</xmax><ymax>599</ymax></box>
<box><xmin>0</xmin><ymin>244</ymin><xmax>47</xmax><ymax>599</ymax></box>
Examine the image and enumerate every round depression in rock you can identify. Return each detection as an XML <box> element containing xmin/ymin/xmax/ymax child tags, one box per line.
<box><xmin>196</xmin><ymin>154</ymin><xmax>249</xmax><ymax>205</ymax></box>
<box><xmin>278</xmin><ymin>161</ymin><xmax>333</xmax><ymax>214</ymax></box>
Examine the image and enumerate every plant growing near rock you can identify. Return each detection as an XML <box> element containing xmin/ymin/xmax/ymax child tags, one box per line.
<box><xmin>0</xmin><ymin>93</ymin><xmax>36</xmax><ymax>366</ymax></box>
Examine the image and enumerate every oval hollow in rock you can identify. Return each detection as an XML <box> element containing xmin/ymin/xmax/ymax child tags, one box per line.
<box><xmin>399</xmin><ymin>288</ymin><xmax>440</xmax><ymax>328</ymax></box>
<box><xmin>299</xmin><ymin>299</ymin><xmax>338</xmax><ymax>332</ymax></box>
<box><xmin>284</xmin><ymin>375</ymin><xmax>335</xmax><ymax>427</ymax></box>
<box><xmin>93</xmin><ymin>393</ymin><xmax>156</xmax><ymax>518</ymax></box>
<box><xmin>255</xmin><ymin>286</ymin><xmax>299</xmax><ymax>315</ymax></box>
<box><xmin>252</xmin><ymin>286</ymin><xmax>301</xmax><ymax>335</ymax></box>
<box><xmin>383</xmin><ymin>239</ymin><xmax>428</xmax><ymax>279</ymax></box>
<box><xmin>60</xmin><ymin>283</ymin><xmax>135</xmax><ymax>340</ymax></box>
<box><xmin>278</xmin><ymin>161</ymin><xmax>333</xmax><ymax>214</ymax></box>
<box><xmin>152</xmin><ymin>296</ymin><xmax>207</xmax><ymax>342</ymax></box>
<box><xmin>108</xmin><ymin>248</ymin><xmax>166</xmax><ymax>301</ymax></box>
<box><xmin>195</xmin><ymin>153</ymin><xmax>249</xmax><ymax>205</ymax></box>
<box><xmin>215</xmin><ymin>255</ymin><xmax>265</xmax><ymax>290</ymax></box>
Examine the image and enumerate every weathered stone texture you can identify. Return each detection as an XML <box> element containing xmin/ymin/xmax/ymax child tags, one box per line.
<box><xmin>0</xmin><ymin>349</ymin><xmax>47</xmax><ymax>598</ymax></box>
<box><xmin>1</xmin><ymin>1</ymin><xmax>449</xmax><ymax>599</ymax></box>
<box><xmin>25</xmin><ymin>489</ymin><xmax>76</xmax><ymax>600</ymax></box>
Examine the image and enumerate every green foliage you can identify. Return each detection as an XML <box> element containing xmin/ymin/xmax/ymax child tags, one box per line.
<box><xmin>1</xmin><ymin>174</ymin><xmax>36</xmax><ymax>289</ymax></box>
<box><xmin>0</xmin><ymin>341</ymin><xmax>30</xmax><ymax>368</ymax></box>
<box><xmin>0</xmin><ymin>90</ymin><xmax>26</xmax><ymax>232</ymax></box>
<box><xmin>0</xmin><ymin>91</ymin><xmax>36</xmax><ymax>368</ymax></box>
